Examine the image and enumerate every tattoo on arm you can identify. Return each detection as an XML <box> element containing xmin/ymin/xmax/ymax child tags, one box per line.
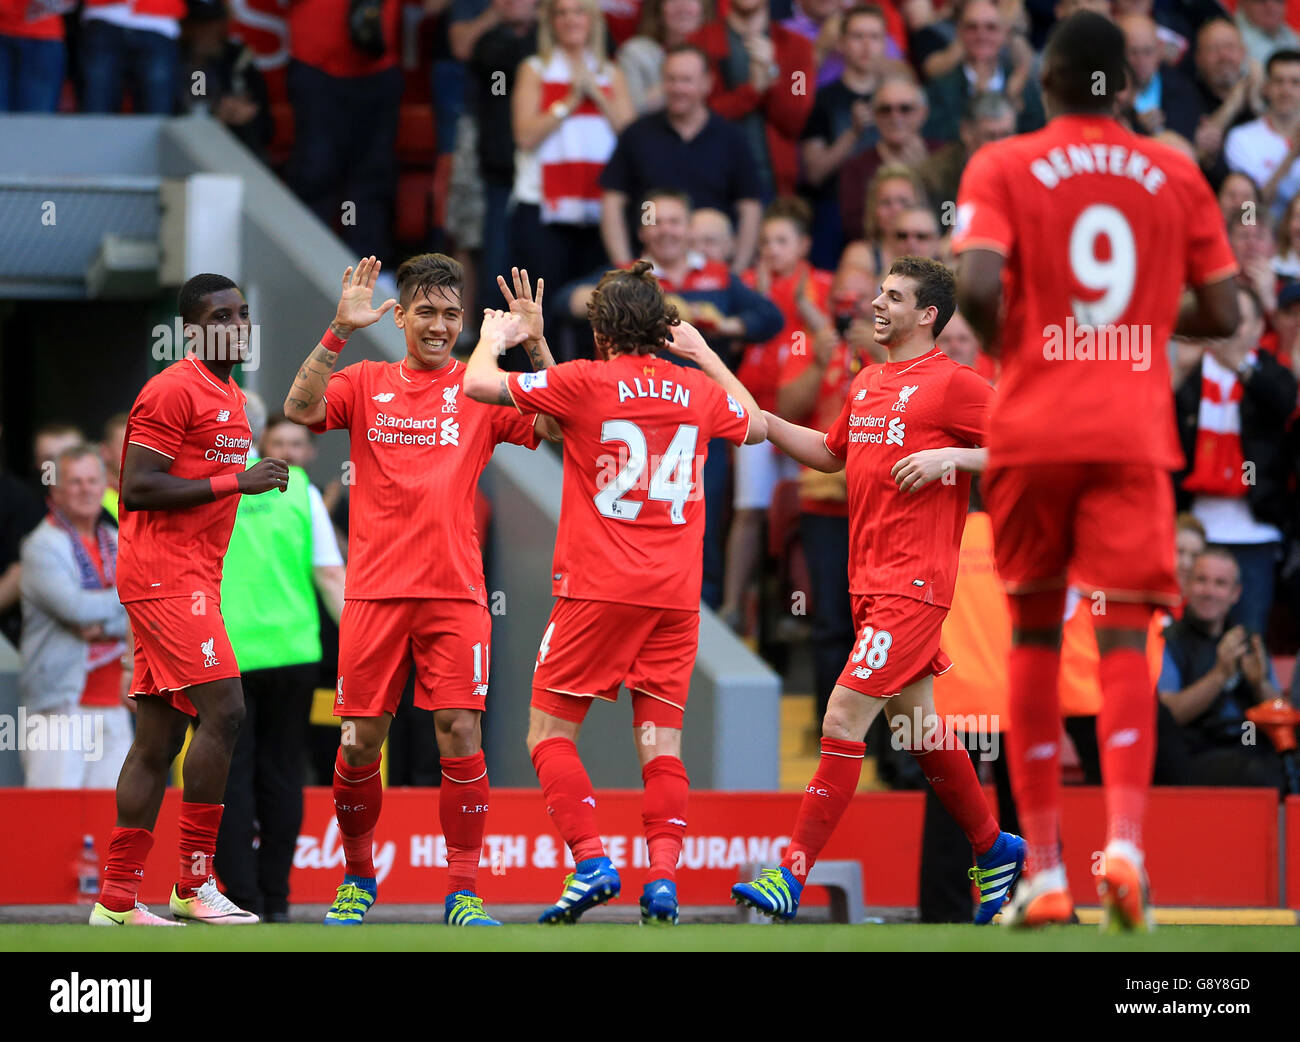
<box><xmin>288</xmin><ymin>344</ymin><xmax>342</xmax><ymax>414</ymax></box>
<box><xmin>525</xmin><ymin>336</ymin><xmax>556</xmax><ymax>371</ymax></box>
<box><xmin>496</xmin><ymin>377</ymin><xmax>515</xmax><ymax>406</ymax></box>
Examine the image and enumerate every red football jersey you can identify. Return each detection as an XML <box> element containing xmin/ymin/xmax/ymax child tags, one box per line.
<box><xmin>117</xmin><ymin>358</ymin><xmax>253</xmax><ymax>602</ymax></box>
<box><xmin>953</xmin><ymin>114</ymin><xmax>1237</xmax><ymax>468</ymax></box>
<box><xmin>315</xmin><ymin>359</ymin><xmax>539</xmax><ymax>602</ymax></box>
<box><xmin>507</xmin><ymin>353</ymin><xmax>752</xmax><ymax>611</ymax></box>
<box><xmin>825</xmin><ymin>347</ymin><xmax>994</xmax><ymax>607</ymax></box>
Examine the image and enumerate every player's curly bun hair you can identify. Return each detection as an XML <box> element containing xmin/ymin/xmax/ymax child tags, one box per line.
<box><xmin>587</xmin><ymin>260</ymin><xmax>680</xmax><ymax>356</ymax></box>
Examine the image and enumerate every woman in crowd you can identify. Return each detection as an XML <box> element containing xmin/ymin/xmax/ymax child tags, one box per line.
<box><xmin>511</xmin><ymin>0</ymin><xmax>634</xmax><ymax>308</ymax></box>
<box><xmin>834</xmin><ymin>163</ymin><xmax>931</xmax><ymax>283</ymax></box>
<box><xmin>617</xmin><ymin>0</ymin><xmax>711</xmax><ymax>114</ymax></box>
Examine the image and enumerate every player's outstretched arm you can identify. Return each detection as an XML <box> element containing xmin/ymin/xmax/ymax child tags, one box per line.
<box><xmin>121</xmin><ymin>444</ymin><xmax>289</xmax><ymax>512</ymax></box>
<box><xmin>890</xmin><ymin>446</ymin><xmax>987</xmax><ymax>493</ymax></box>
<box><xmin>285</xmin><ymin>256</ymin><xmax>396</xmax><ymax>427</ymax></box>
<box><xmin>665</xmin><ymin>320</ymin><xmax>768</xmax><ymax>444</ymax></box>
<box><xmin>762</xmin><ymin>411</ymin><xmax>843</xmax><ymax>473</ymax></box>
<box><xmin>464</xmin><ymin>309</ymin><xmax>531</xmax><ymax>405</ymax></box>
<box><xmin>955</xmin><ymin>250</ymin><xmax>1004</xmax><ymax>357</ymax></box>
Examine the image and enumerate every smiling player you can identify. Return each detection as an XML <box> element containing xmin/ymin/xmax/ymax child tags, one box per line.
<box><xmin>283</xmin><ymin>256</ymin><xmax>558</xmax><ymax>927</ymax></box>
<box><xmin>733</xmin><ymin>257</ymin><xmax>1025</xmax><ymax>925</ymax></box>
<box><xmin>91</xmin><ymin>274</ymin><xmax>289</xmax><ymax>927</ymax></box>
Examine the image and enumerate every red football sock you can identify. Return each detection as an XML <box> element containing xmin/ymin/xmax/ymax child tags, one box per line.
<box><xmin>780</xmin><ymin>738</ymin><xmax>865</xmax><ymax>884</ymax></box>
<box><xmin>641</xmin><ymin>755</ymin><xmax>689</xmax><ymax>881</ymax></box>
<box><xmin>98</xmin><ymin>826</ymin><xmax>154</xmax><ymax>913</ymax></box>
<box><xmin>441</xmin><ymin>751</ymin><xmax>490</xmax><ymax>895</ymax></box>
<box><xmin>530</xmin><ymin>736</ymin><xmax>605</xmax><ymax>863</ymax></box>
<box><xmin>333</xmin><ymin>748</ymin><xmax>383</xmax><ymax>878</ymax></box>
<box><xmin>176</xmin><ymin>801</ymin><xmax>223</xmax><ymax>898</ymax></box>
<box><xmin>1007</xmin><ymin>644</ymin><xmax>1063</xmax><ymax>875</ymax></box>
<box><xmin>909</xmin><ymin>718</ymin><xmax>999</xmax><ymax>855</ymax></box>
<box><xmin>1097</xmin><ymin>647</ymin><xmax>1156</xmax><ymax>851</ymax></box>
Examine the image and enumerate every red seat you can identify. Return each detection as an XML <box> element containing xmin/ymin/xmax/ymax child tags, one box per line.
<box><xmin>1275</xmin><ymin>655</ymin><xmax>1296</xmax><ymax>695</ymax></box>
<box><xmin>396</xmin><ymin>103</ymin><xmax>436</xmax><ymax>166</ymax></box>
<box><xmin>269</xmin><ymin>101</ymin><xmax>295</xmax><ymax>168</ymax></box>
<box><xmin>394</xmin><ymin>169</ymin><xmax>434</xmax><ymax>245</ymax></box>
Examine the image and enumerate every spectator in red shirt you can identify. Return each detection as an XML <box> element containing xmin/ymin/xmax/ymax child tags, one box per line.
<box><xmin>0</xmin><ymin>0</ymin><xmax>66</xmax><ymax>112</ymax></box>
<box><xmin>721</xmin><ymin>196</ymin><xmax>834</xmax><ymax>633</ymax></box>
<box><xmin>691</xmin><ymin>0</ymin><xmax>816</xmax><ymax>199</ymax></box>
<box><xmin>286</xmin><ymin>0</ymin><xmax>403</xmax><ymax>264</ymax></box>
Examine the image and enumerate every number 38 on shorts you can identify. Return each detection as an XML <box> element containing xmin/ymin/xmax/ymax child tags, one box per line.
<box><xmin>836</xmin><ymin>593</ymin><xmax>953</xmax><ymax>697</ymax></box>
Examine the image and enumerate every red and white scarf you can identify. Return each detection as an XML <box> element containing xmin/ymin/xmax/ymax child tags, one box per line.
<box><xmin>1183</xmin><ymin>352</ymin><xmax>1248</xmax><ymax>498</ymax></box>
<box><xmin>535</xmin><ymin>51</ymin><xmax>616</xmax><ymax>226</ymax></box>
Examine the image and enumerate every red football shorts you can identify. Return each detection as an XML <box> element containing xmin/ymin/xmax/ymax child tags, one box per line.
<box><xmin>336</xmin><ymin>598</ymin><xmax>493</xmax><ymax>717</ymax></box>
<box><xmin>983</xmin><ymin>462</ymin><xmax>1179</xmax><ymax>605</ymax></box>
<box><xmin>836</xmin><ymin>593</ymin><xmax>952</xmax><ymax>697</ymax></box>
<box><xmin>125</xmin><ymin>596</ymin><xmax>240</xmax><ymax>716</ymax></box>
<box><xmin>531</xmin><ymin>597</ymin><xmax>699</xmax><ymax>728</ymax></box>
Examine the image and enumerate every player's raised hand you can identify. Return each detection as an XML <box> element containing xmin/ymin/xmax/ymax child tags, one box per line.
<box><xmin>479</xmin><ymin>308</ymin><xmax>530</xmax><ymax>354</ymax></box>
<box><xmin>239</xmin><ymin>457</ymin><xmax>290</xmax><ymax>495</ymax></box>
<box><xmin>891</xmin><ymin>449</ymin><xmax>954</xmax><ymax>493</ymax></box>
<box><xmin>333</xmin><ymin>256</ymin><xmax>397</xmax><ymax>336</ymax></box>
<box><xmin>498</xmin><ymin>267</ymin><xmax>545</xmax><ymax>343</ymax></box>
<box><xmin>665</xmin><ymin>319</ymin><xmax>718</xmax><ymax>367</ymax></box>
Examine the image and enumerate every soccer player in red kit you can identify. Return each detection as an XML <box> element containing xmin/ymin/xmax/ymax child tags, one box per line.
<box><xmin>733</xmin><ymin>257</ymin><xmax>1026</xmax><ymax>924</ymax></box>
<box><xmin>90</xmin><ymin>274</ymin><xmax>290</xmax><ymax>926</ymax></box>
<box><xmin>283</xmin><ymin>256</ymin><xmax>559</xmax><ymax>927</ymax></box>
<box><xmin>953</xmin><ymin>12</ymin><xmax>1239</xmax><ymax>929</ymax></box>
<box><xmin>464</xmin><ymin>261</ymin><xmax>767</xmax><ymax>925</ymax></box>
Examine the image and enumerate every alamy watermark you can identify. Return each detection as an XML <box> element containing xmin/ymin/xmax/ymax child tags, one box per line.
<box><xmin>888</xmin><ymin>709</ymin><xmax>1000</xmax><ymax>762</ymax></box>
<box><xmin>151</xmin><ymin>318</ymin><xmax>261</xmax><ymax>371</ymax></box>
<box><xmin>1042</xmin><ymin>318</ymin><xmax>1151</xmax><ymax>372</ymax></box>
<box><xmin>0</xmin><ymin>708</ymin><xmax>104</xmax><ymax>761</ymax></box>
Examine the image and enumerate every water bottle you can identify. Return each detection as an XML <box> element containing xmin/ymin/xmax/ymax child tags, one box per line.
<box><xmin>76</xmin><ymin>835</ymin><xmax>99</xmax><ymax>905</ymax></box>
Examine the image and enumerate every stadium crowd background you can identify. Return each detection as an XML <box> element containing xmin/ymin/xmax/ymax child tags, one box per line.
<box><xmin>3</xmin><ymin>0</ymin><xmax>1300</xmax><ymax>915</ymax></box>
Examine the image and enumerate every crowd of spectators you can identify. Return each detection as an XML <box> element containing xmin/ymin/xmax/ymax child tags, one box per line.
<box><xmin>4</xmin><ymin>0</ymin><xmax>1300</xmax><ymax>809</ymax></box>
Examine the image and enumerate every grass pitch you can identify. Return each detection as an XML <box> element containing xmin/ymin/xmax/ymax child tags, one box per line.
<box><xmin>4</xmin><ymin>923</ymin><xmax>1296</xmax><ymax>952</ymax></box>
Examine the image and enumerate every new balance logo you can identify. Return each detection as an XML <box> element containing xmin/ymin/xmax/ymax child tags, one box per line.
<box><xmin>892</xmin><ymin>385</ymin><xmax>918</xmax><ymax>411</ymax></box>
<box><xmin>668</xmin><ymin>817</ymin><xmax>687</xmax><ymax>826</ymax></box>
<box><xmin>336</xmin><ymin>677</ymin><xmax>344</xmax><ymax>706</ymax></box>
<box><xmin>855</xmin><ymin>388</ymin><xmax>867</xmax><ymax>401</ymax></box>
<box><xmin>439</xmin><ymin>418</ymin><xmax>459</xmax><ymax>445</ymax></box>
<box><xmin>372</xmin><ymin>392</ymin><xmax>395</xmax><ymax>402</ymax></box>
<box><xmin>1106</xmin><ymin>728</ymin><xmax>1139</xmax><ymax>749</ymax></box>
<box><xmin>1026</xmin><ymin>742</ymin><xmax>1057</xmax><ymax>761</ymax></box>
<box><xmin>472</xmin><ymin>683</ymin><xmax>488</xmax><ymax>698</ymax></box>
<box><xmin>442</xmin><ymin>385</ymin><xmax>459</xmax><ymax>412</ymax></box>
<box><xmin>582</xmin><ymin>796</ymin><xmax>596</xmax><ymax>807</ymax></box>
<box><xmin>217</xmin><ymin>409</ymin><xmax>230</xmax><ymax>422</ymax></box>
<box><xmin>886</xmin><ymin>417</ymin><xmax>906</xmax><ymax>447</ymax></box>
<box><xmin>200</xmin><ymin>638</ymin><xmax>218</xmax><ymax>668</ymax></box>
<box><xmin>851</xmin><ymin>665</ymin><xmax>873</xmax><ymax>680</ymax></box>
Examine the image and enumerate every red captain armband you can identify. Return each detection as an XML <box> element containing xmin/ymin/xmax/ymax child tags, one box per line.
<box><xmin>210</xmin><ymin>473</ymin><xmax>240</xmax><ymax>498</ymax></box>
<box><xmin>321</xmin><ymin>327</ymin><xmax>348</xmax><ymax>353</ymax></box>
